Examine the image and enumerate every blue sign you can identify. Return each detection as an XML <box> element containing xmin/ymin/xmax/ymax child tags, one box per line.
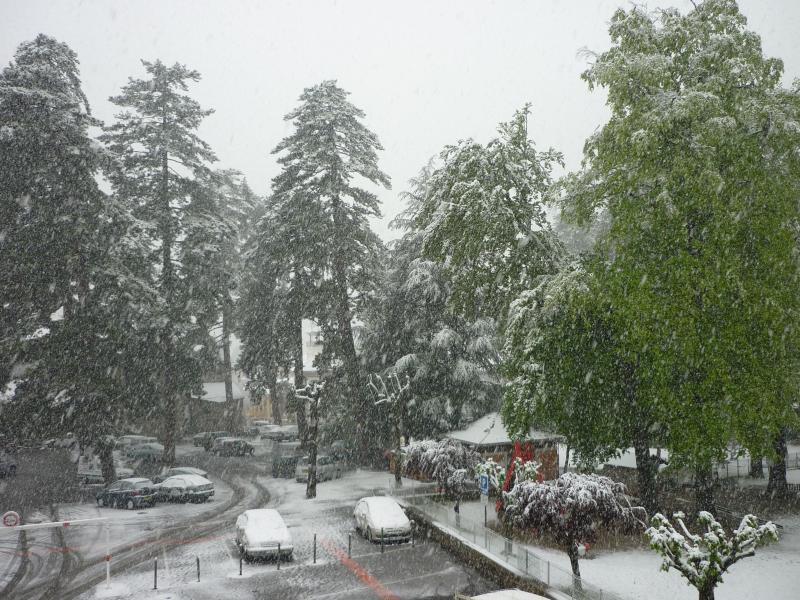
<box><xmin>479</xmin><ymin>473</ymin><xmax>489</xmax><ymax>496</ymax></box>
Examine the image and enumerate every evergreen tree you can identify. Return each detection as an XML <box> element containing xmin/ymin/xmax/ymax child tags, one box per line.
<box><xmin>182</xmin><ymin>169</ymin><xmax>257</xmax><ymax>431</ymax></box>
<box><xmin>269</xmin><ymin>80</ymin><xmax>390</xmax><ymax>462</ymax></box>
<box><xmin>0</xmin><ymin>36</ymin><xmax>162</xmax><ymax>480</ymax></box>
<box><xmin>101</xmin><ymin>60</ymin><xmax>217</xmax><ymax>466</ymax></box>
<box><xmin>0</xmin><ymin>34</ymin><xmax>105</xmax><ymax>389</ymax></box>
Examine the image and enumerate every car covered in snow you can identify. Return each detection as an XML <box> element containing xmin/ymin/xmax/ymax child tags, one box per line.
<box><xmin>96</xmin><ymin>477</ymin><xmax>157</xmax><ymax>509</ymax></box>
<box><xmin>154</xmin><ymin>473</ymin><xmax>215</xmax><ymax>503</ymax></box>
<box><xmin>235</xmin><ymin>508</ymin><xmax>293</xmax><ymax>560</ymax></box>
<box><xmin>353</xmin><ymin>496</ymin><xmax>412</xmax><ymax>543</ymax></box>
<box><xmin>153</xmin><ymin>466</ymin><xmax>208</xmax><ymax>483</ymax></box>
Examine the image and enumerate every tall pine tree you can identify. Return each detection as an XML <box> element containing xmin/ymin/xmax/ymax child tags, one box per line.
<box><xmin>269</xmin><ymin>80</ymin><xmax>390</xmax><ymax>462</ymax></box>
<box><xmin>102</xmin><ymin>60</ymin><xmax>217</xmax><ymax>466</ymax></box>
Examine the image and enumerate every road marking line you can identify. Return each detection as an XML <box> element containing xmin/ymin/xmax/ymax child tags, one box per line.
<box><xmin>320</xmin><ymin>538</ymin><xmax>400</xmax><ymax>600</ymax></box>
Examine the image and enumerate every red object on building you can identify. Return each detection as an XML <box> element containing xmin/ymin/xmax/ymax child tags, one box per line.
<box><xmin>496</xmin><ymin>441</ymin><xmax>544</xmax><ymax>511</ymax></box>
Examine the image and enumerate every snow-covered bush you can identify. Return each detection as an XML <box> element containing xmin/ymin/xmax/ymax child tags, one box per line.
<box><xmin>502</xmin><ymin>472</ymin><xmax>644</xmax><ymax>585</ymax></box>
<box><xmin>402</xmin><ymin>438</ymin><xmax>480</xmax><ymax>494</ymax></box>
<box><xmin>645</xmin><ymin>511</ymin><xmax>779</xmax><ymax>600</ymax></box>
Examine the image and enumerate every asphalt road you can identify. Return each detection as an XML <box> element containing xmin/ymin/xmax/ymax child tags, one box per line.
<box><xmin>2</xmin><ymin>441</ymin><xmax>497</xmax><ymax>600</ymax></box>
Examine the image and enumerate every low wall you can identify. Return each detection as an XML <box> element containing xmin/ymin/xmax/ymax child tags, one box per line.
<box><xmin>405</xmin><ymin>504</ymin><xmax>554</xmax><ymax>599</ymax></box>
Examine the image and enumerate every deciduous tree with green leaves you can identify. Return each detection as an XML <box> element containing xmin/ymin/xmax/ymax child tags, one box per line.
<box><xmin>560</xmin><ymin>0</ymin><xmax>800</xmax><ymax>511</ymax></box>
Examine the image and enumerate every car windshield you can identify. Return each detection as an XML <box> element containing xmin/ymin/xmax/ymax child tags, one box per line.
<box><xmin>3</xmin><ymin>3</ymin><xmax>798</xmax><ymax>599</ymax></box>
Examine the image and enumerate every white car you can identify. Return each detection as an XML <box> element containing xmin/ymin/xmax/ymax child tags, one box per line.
<box><xmin>235</xmin><ymin>509</ymin><xmax>293</xmax><ymax>561</ymax></box>
<box><xmin>154</xmin><ymin>466</ymin><xmax>208</xmax><ymax>483</ymax></box>
<box><xmin>154</xmin><ymin>474</ymin><xmax>215</xmax><ymax>503</ymax></box>
<box><xmin>353</xmin><ymin>496</ymin><xmax>412</xmax><ymax>543</ymax></box>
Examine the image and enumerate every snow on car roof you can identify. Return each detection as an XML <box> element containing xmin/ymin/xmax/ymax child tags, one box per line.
<box><xmin>161</xmin><ymin>474</ymin><xmax>211</xmax><ymax>486</ymax></box>
<box><xmin>244</xmin><ymin>508</ymin><xmax>286</xmax><ymax>526</ymax></box>
<box><xmin>472</xmin><ymin>591</ymin><xmax>549</xmax><ymax>600</ymax></box>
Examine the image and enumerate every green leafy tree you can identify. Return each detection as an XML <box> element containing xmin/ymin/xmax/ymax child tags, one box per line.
<box><xmin>562</xmin><ymin>0</ymin><xmax>800</xmax><ymax>511</ymax></box>
<box><xmin>102</xmin><ymin>60</ymin><xmax>218</xmax><ymax>466</ymax></box>
<box><xmin>502</xmin><ymin>261</ymin><xmax>665</xmax><ymax>514</ymax></box>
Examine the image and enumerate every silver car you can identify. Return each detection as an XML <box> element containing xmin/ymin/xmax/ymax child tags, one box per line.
<box><xmin>294</xmin><ymin>454</ymin><xmax>343</xmax><ymax>482</ymax></box>
<box><xmin>353</xmin><ymin>496</ymin><xmax>412</xmax><ymax>543</ymax></box>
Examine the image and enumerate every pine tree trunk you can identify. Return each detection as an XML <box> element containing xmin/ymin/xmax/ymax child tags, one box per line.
<box><xmin>267</xmin><ymin>364</ymin><xmax>282</xmax><ymax>425</ymax></box>
<box><xmin>767</xmin><ymin>428</ymin><xmax>788</xmax><ymax>496</ymax></box>
<box><xmin>749</xmin><ymin>455</ymin><xmax>764</xmax><ymax>478</ymax></box>
<box><xmin>306</xmin><ymin>397</ymin><xmax>319</xmax><ymax>499</ymax></box>
<box><xmin>633</xmin><ymin>427</ymin><xmax>659</xmax><ymax>515</ymax></box>
<box><xmin>694</xmin><ymin>463</ymin><xmax>716</xmax><ymax>514</ymax></box>
<box><xmin>567</xmin><ymin>542</ymin><xmax>582</xmax><ymax>591</ymax></box>
<box><xmin>563</xmin><ymin>444</ymin><xmax>570</xmax><ymax>473</ymax></box>
<box><xmin>221</xmin><ymin>298</ymin><xmax>238</xmax><ymax>432</ymax></box>
<box><xmin>394</xmin><ymin>399</ymin><xmax>403</xmax><ymax>486</ymax></box>
<box><xmin>330</xmin><ymin>196</ymin><xmax>364</xmax><ymax>464</ymax></box>
<box><xmin>158</xmin><ymin>103</ymin><xmax>178</xmax><ymax>469</ymax></box>
<box><xmin>161</xmin><ymin>379</ymin><xmax>178</xmax><ymax>467</ymax></box>
<box><xmin>293</xmin><ymin>318</ymin><xmax>307</xmax><ymax>445</ymax></box>
<box><xmin>98</xmin><ymin>437</ymin><xmax>116</xmax><ymax>485</ymax></box>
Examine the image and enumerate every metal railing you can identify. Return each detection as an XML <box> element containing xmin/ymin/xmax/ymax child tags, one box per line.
<box><xmin>403</xmin><ymin>495</ymin><xmax>627</xmax><ymax>600</ymax></box>
<box><xmin>714</xmin><ymin>452</ymin><xmax>800</xmax><ymax>480</ymax></box>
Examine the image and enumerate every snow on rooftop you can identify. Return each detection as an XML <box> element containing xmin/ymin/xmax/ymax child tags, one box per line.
<box><xmin>447</xmin><ymin>412</ymin><xmax>562</xmax><ymax>447</ymax></box>
<box><xmin>197</xmin><ymin>381</ymin><xmax>245</xmax><ymax>403</ymax></box>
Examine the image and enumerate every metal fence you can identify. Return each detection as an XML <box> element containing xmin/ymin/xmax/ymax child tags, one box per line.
<box><xmin>714</xmin><ymin>452</ymin><xmax>800</xmax><ymax>480</ymax></box>
<box><xmin>403</xmin><ymin>495</ymin><xmax>627</xmax><ymax>600</ymax></box>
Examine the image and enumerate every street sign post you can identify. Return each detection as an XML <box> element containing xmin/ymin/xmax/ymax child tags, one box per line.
<box><xmin>2</xmin><ymin>511</ymin><xmax>20</xmax><ymax>527</ymax></box>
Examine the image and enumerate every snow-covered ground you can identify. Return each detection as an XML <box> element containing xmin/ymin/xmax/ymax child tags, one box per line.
<box><xmin>420</xmin><ymin>495</ymin><xmax>800</xmax><ymax>600</ymax></box>
<box><xmin>76</xmin><ymin>469</ymin><xmax>492</xmax><ymax>600</ymax></box>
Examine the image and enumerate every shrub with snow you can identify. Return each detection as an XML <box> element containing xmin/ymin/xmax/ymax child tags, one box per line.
<box><xmin>402</xmin><ymin>438</ymin><xmax>480</xmax><ymax>494</ymax></box>
<box><xmin>645</xmin><ymin>511</ymin><xmax>779</xmax><ymax>600</ymax></box>
<box><xmin>502</xmin><ymin>472</ymin><xmax>644</xmax><ymax>585</ymax></box>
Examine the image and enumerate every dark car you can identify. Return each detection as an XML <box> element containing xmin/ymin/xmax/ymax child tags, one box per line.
<box><xmin>271</xmin><ymin>441</ymin><xmax>303</xmax><ymax>478</ymax></box>
<box><xmin>96</xmin><ymin>477</ymin><xmax>157</xmax><ymax>509</ymax></box>
<box><xmin>211</xmin><ymin>437</ymin><xmax>254</xmax><ymax>457</ymax></box>
<box><xmin>202</xmin><ymin>431</ymin><xmax>230</xmax><ymax>451</ymax></box>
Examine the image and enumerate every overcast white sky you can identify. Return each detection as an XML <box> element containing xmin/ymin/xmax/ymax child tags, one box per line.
<box><xmin>2</xmin><ymin>0</ymin><xmax>799</xmax><ymax>240</ymax></box>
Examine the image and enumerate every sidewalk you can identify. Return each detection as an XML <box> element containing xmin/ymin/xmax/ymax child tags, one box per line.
<box><xmin>399</xmin><ymin>494</ymin><xmax>626</xmax><ymax>600</ymax></box>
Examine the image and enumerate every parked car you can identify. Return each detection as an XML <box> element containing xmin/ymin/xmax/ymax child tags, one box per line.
<box><xmin>116</xmin><ymin>435</ymin><xmax>157</xmax><ymax>449</ymax></box>
<box><xmin>96</xmin><ymin>477</ymin><xmax>157</xmax><ymax>509</ymax></box>
<box><xmin>78</xmin><ymin>462</ymin><xmax>134</xmax><ymax>484</ymax></box>
<box><xmin>0</xmin><ymin>451</ymin><xmax>18</xmax><ymax>478</ymax></box>
<box><xmin>201</xmin><ymin>431</ymin><xmax>231</xmax><ymax>451</ymax></box>
<box><xmin>211</xmin><ymin>437</ymin><xmax>254</xmax><ymax>457</ymax></box>
<box><xmin>294</xmin><ymin>454</ymin><xmax>343</xmax><ymax>482</ymax></box>
<box><xmin>262</xmin><ymin>425</ymin><xmax>298</xmax><ymax>442</ymax></box>
<box><xmin>353</xmin><ymin>496</ymin><xmax>412</xmax><ymax>543</ymax></box>
<box><xmin>235</xmin><ymin>509</ymin><xmax>293</xmax><ymax>561</ymax></box>
<box><xmin>155</xmin><ymin>474</ymin><xmax>215</xmax><ymax>503</ymax></box>
<box><xmin>153</xmin><ymin>466</ymin><xmax>208</xmax><ymax>483</ymax></box>
<box><xmin>271</xmin><ymin>441</ymin><xmax>304</xmax><ymax>478</ymax></box>
<box><xmin>243</xmin><ymin>426</ymin><xmax>261</xmax><ymax>438</ymax></box>
<box><xmin>125</xmin><ymin>442</ymin><xmax>164</xmax><ymax>460</ymax></box>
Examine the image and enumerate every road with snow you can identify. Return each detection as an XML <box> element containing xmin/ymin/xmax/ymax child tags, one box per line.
<box><xmin>1</xmin><ymin>442</ymin><xmax>495</xmax><ymax>600</ymax></box>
